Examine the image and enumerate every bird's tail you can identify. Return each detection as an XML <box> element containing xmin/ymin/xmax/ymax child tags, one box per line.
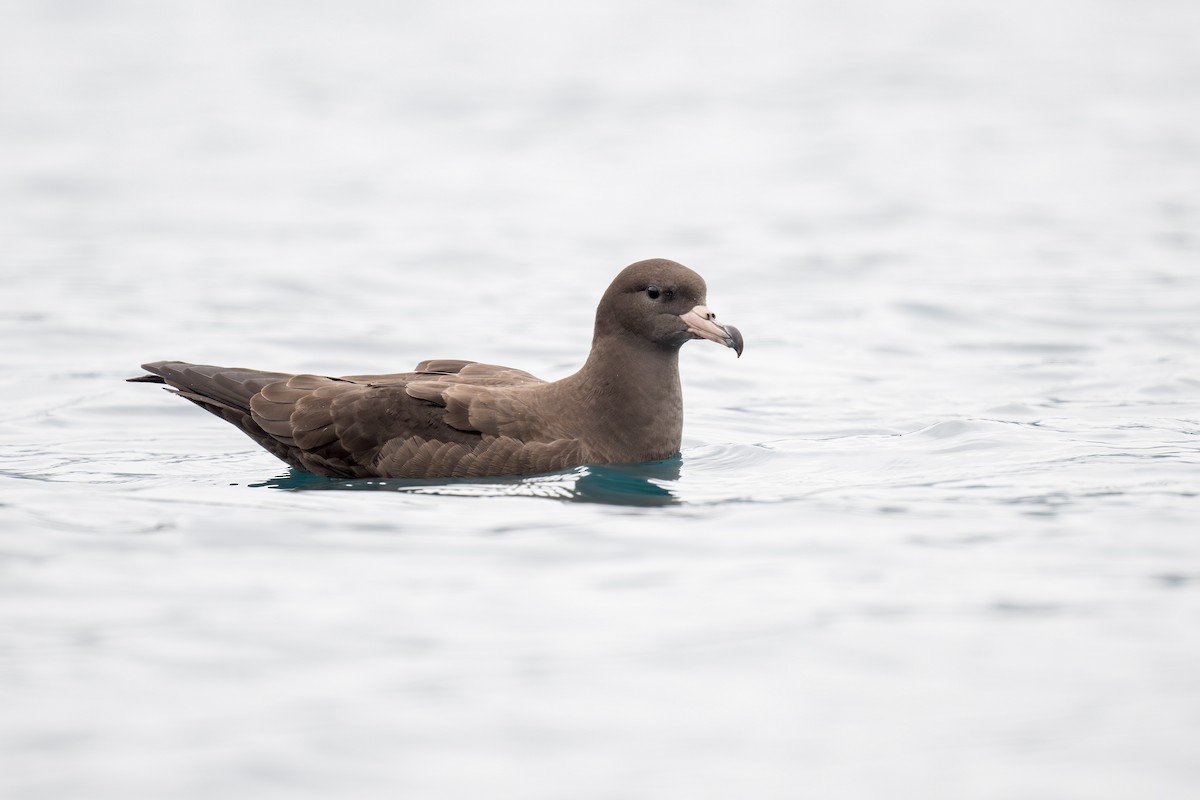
<box><xmin>129</xmin><ymin>361</ymin><xmax>292</xmax><ymax>415</ymax></box>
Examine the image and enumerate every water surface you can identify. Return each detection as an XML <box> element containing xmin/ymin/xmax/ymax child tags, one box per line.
<box><xmin>2</xmin><ymin>1</ymin><xmax>1199</xmax><ymax>798</ymax></box>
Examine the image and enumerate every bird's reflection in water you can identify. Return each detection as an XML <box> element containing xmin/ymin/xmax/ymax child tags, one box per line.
<box><xmin>250</xmin><ymin>455</ymin><xmax>681</xmax><ymax>507</ymax></box>
<box><xmin>569</xmin><ymin>457</ymin><xmax>680</xmax><ymax>506</ymax></box>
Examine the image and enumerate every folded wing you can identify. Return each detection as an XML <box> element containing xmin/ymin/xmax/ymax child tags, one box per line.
<box><xmin>137</xmin><ymin>359</ymin><xmax>581</xmax><ymax>478</ymax></box>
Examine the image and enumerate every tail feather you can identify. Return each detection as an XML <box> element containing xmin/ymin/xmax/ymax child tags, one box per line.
<box><xmin>130</xmin><ymin>360</ymin><xmax>312</xmax><ymax>472</ymax></box>
<box><xmin>133</xmin><ymin>360</ymin><xmax>292</xmax><ymax>415</ymax></box>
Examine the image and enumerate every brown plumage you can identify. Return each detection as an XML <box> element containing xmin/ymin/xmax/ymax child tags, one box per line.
<box><xmin>129</xmin><ymin>258</ymin><xmax>743</xmax><ymax>479</ymax></box>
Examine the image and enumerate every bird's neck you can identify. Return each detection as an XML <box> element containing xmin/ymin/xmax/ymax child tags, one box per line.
<box><xmin>561</xmin><ymin>336</ymin><xmax>684</xmax><ymax>462</ymax></box>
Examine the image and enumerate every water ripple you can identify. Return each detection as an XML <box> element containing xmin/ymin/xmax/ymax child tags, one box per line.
<box><xmin>248</xmin><ymin>457</ymin><xmax>686</xmax><ymax>507</ymax></box>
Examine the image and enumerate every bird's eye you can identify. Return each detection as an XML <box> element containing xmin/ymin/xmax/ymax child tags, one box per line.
<box><xmin>646</xmin><ymin>286</ymin><xmax>661</xmax><ymax>300</ymax></box>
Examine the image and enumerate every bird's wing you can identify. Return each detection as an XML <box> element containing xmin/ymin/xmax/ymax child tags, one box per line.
<box><xmin>249</xmin><ymin>362</ymin><xmax>557</xmax><ymax>476</ymax></box>
<box><xmin>136</xmin><ymin>360</ymin><xmax>578</xmax><ymax>478</ymax></box>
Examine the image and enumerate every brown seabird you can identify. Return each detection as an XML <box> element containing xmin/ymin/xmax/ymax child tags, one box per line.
<box><xmin>129</xmin><ymin>258</ymin><xmax>743</xmax><ymax>479</ymax></box>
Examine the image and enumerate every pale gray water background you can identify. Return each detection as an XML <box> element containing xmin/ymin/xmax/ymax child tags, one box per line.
<box><xmin>2</xmin><ymin>0</ymin><xmax>1199</xmax><ymax>798</ymax></box>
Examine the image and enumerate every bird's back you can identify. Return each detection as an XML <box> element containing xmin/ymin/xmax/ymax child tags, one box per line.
<box><xmin>132</xmin><ymin>359</ymin><xmax>585</xmax><ymax>478</ymax></box>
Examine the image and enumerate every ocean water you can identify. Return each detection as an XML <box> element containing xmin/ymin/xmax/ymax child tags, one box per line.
<box><xmin>2</xmin><ymin>1</ymin><xmax>1199</xmax><ymax>798</ymax></box>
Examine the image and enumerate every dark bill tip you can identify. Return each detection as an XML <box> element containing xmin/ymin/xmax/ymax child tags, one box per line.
<box><xmin>725</xmin><ymin>324</ymin><xmax>744</xmax><ymax>358</ymax></box>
